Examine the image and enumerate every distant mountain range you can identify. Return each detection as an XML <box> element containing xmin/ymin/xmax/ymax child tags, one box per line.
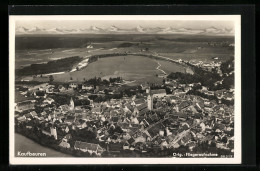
<box><xmin>16</xmin><ymin>25</ymin><xmax>234</xmax><ymax>36</ymax></box>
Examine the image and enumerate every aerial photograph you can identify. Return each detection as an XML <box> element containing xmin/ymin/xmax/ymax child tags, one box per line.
<box><xmin>13</xmin><ymin>17</ymin><xmax>235</xmax><ymax>159</ymax></box>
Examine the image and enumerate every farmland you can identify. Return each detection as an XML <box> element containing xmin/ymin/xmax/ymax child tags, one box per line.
<box><xmin>15</xmin><ymin>34</ymin><xmax>234</xmax><ymax>84</ymax></box>
<box><xmin>51</xmin><ymin>55</ymin><xmax>185</xmax><ymax>84</ymax></box>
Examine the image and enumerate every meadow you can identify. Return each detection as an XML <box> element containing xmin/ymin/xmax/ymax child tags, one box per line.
<box><xmin>15</xmin><ymin>34</ymin><xmax>234</xmax><ymax>84</ymax></box>
<box><xmin>51</xmin><ymin>55</ymin><xmax>185</xmax><ymax>84</ymax></box>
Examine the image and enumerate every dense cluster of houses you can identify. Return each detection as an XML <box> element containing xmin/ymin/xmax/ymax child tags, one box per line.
<box><xmin>15</xmin><ymin>74</ymin><xmax>234</xmax><ymax>157</ymax></box>
<box><xmin>188</xmin><ymin>60</ymin><xmax>223</xmax><ymax>74</ymax></box>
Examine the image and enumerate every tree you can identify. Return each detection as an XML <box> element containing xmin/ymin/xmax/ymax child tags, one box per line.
<box><xmin>49</xmin><ymin>75</ymin><xmax>54</xmax><ymax>82</ymax></box>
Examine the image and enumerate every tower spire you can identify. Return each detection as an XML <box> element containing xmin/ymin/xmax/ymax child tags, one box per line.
<box><xmin>70</xmin><ymin>97</ymin><xmax>74</xmax><ymax>111</ymax></box>
<box><xmin>147</xmin><ymin>92</ymin><xmax>153</xmax><ymax>111</ymax></box>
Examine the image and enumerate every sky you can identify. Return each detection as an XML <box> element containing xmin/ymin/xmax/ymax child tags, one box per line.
<box><xmin>16</xmin><ymin>19</ymin><xmax>234</xmax><ymax>30</ymax></box>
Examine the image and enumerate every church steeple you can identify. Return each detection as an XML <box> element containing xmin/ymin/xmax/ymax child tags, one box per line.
<box><xmin>69</xmin><ymin>97</ymin><xmax>74</xmax><ymax>111</ymax></box>
<box><xmin>147</xmin><ymin>93</ymin><xmax>153</xmax><ymax>111</ymax></box>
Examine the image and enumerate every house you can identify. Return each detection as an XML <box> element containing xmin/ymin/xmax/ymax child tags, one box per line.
<box><xmin>187</xmin><ymin>142</ymin><xmax>196</xmax><ymax>151</ymax></box>
<box><xmin>59</xmin><ymin>104</ymin><xmax>70</xmax><ymax>112</ymax></box>
<box><xmin>134</xmin><ymin>99</ymin><xmax>145</xmax><ymax>106</ymax></box>
<box><xmin>136</xmin><ymin>103</ymin><xmax>147</xmax><ymax>113</ymax></box>
<box><xmin>122</xmin><ymin>132</ymin><xmax>132</xmax><ymax>140</ymax></box>
<box><xmin>127</xmin><ymin>137</ymin><xmax>135</xmax><ymax>145</ymax></box>
<box><xmin>30</xmin><ymin>111</ymin><xmax>38</xmax><ymax>118</ymax></box>
<box><xmin>74</xmin><ymin>141</ymin><xmax>105</xmax><ymax>156</ymax></box>
<box><xmin>58</xmin><ymin>85</ymin><xmax>66</xmax><ymax>92</ymax></box>
<box><xmin>17</xmin><ymin>115</ymin><xmax>26</xmax><ymax>123</ymax></box>
<box><xmin>28</xmin><ymin>83</ymin><xmax>49</xmax><ymax>91</ymax></box>
<box><xmin>178</xmin><ymin>101</ymin><xmax>191</xmax><ymax>111</ymax></box>
<box><xmin>64</xmin><ymin>116</ymin><xmax>75</xmax><ymax>125</ymax></box>
<box><xmin>147</xmin><ymin>122</ymin><xmax>165</xmax><ymax>138</ymax></box>
<box><xmin>24</xmin><ymin>113</ymin><xmax>32</xmax><ymax>119</ymax></box>
<box><xmin>34</xmin><ymin>90</ymin><xmax>46</xmax><ymax>98</ymax></box>
<box><xmin>151</xmin><ymin>89</ymin><xmax>167</xmax><ymax>98</ymax></box>
<box><xmin>26</xmin><ymin>122</ymin><xmax>33</xmax><ymax>129</ymax></box>
<box><xmin>15</xmin><ymin>100</ymin><xmax>35</xmax><ymax>112</ymax></box>
<box><xmin>131</xmin><ymin>117</ymin><xmax>139</xmax><ymax>124</ymax></box>
<box><xmin>82</xmin><ymin>84</ymin><xmax>94</xmax><ymax>90</ymax></box>
<box><xmin>41</xmin><ymin>111</ymin><xmax>47</xmax><ymax>117</ymax></box>
<box><xmin>123</xmin><ymin>142</ymin><xmax>130</xmax><ymax>150</ymax></box>
<box><xmin>87</xmin><ymin>44</ymin><xmax>93</xmax><ymax>49</ymax></box>
<box><xmin>69</xmin><ymin>83</ymin><xmax>78</xmax><ymax>89</ymax></box>
<box><xmin>149</xmin><ymin>113</ymin><xmax>159</xmax><ymax>122</ymax></box>
<box><xmin>43</xmin><ymin>98</ymin><xmax>54</xmax><ymax>104</ymax></box>
<box><xmin>160</xmin><ymin>140</ymin><xmax>169</xmax><ymax>149</ymax></box>
<box><xmin>59</xmin><ymin>141</ymin><xmax>71</xmax><ymax>148</ymax></box>
<box><xmin>46</xmin><ymin>85</ymin><xmax>55</xmax><ymax>93</ymax></box>
<box><xmin>41</xmin><ymin>129</ymin><xmax>52</xmax><ymax>137</ymax></box>
<box><xmin>161</xmin><ymin>119</ymin><xmax>172</xmax><ymax>127</ymax></box>
<box><xmin>111</xmin><ymin>116</ymin><xmax>119</xmax><ymax>123</ymax></box>
<box><xmin>63</xmin><ymin>134</ymin><xmax>72</xmax><ymax>142</ymax></box>
<box><xmin>140</xmin><ymin>83</ymin><xmax>150</xmax><ymax>91</ymax></box>
<box><xmin>92</xmin><ymin>107</ymin><xmax>102</xmax><ymax>114</ymax></box>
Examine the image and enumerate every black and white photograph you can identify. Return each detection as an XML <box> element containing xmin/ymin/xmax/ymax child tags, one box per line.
<box><xmin>9</xmin><ymin>15</ymin><xmax>241</xmax><ymax>164</ymax></box>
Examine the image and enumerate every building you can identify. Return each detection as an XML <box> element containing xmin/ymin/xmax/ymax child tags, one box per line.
<box><xmin>69</xmin><ymin>83</ymin><xmax>78</xmax><ymax>89</ymax></box>
<box><xmin>74</xmin><ymin>141</ymin><xmax>105</xmax><ymax>156</ymax></box>
<box><xmin>147</xmin><ymin>94</ymin><xmax>153</xmax><ymax>111</ymax></box>
<box><xmin>28</xmin><ymin>83</ymin><xmax>49</xmax><ymax>91</ymax></box>
<box><xmin>151</xmin><ymin>89</ymin><xmax>166</xmax><ymax>98</ymax></box>
<box><xmin>15</xmin><ymin>100</ymin><xmax>35</xmax><ymax>112</ymax></box>
<box><xmin>50</xmin><ymin>127</ymin><xmax>58</xmax><ymax>140</ymax></box>
<box><xmin>69</xmin><ymin>98</ymin><xmax>74</xmax><ymax>111</ymax></box>
<box><xmin>82</xmin><ymin>84</ymin><xmax>94</xmax><ymax>90</ymax></box>
<box><xmin>59</xmin><ymin>141</ymin><xmax>71</xmax><ymax>148</ymax></box>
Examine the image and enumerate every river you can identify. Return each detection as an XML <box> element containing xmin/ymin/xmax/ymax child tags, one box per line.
<box><xmin>15</xmin><ymin>133</ymin><xmax>72</xmax><ymax>157</ymax></box>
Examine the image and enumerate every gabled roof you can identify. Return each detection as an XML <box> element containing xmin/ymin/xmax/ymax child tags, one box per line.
<box><xmin>134</xmin><ymin>98</ymin><xmax>145</xmax><ymax>104</ymax></box>
<box><xmin>137</xmin><ymin>103</ymin><xmax>147</xmax><ymax>111</ymax></box>
<box><xmin>149</xmin><ymin>113</ymin><xmax>159</xmax><ymax>122</ymax></box>
<box><xmin>118</xmin><ymin>122</ymin><xmax>130</xmax><ymax>129</ymax></box>
<box><xmin>127</xmin><ymin>137</ymin><xmax>135</xmax><ymax>144</ymax></box>
<box><xmin>139</xmin><ymin>108</ymin><xmax>149</xmax><ymax>115</ymax></box>
<box><xmin>131</xmin><ymin>124</ymin><xmax>142</xmax><ymax>129</ymax></box>
<box><xmin>162</xmin><ymin>119</ymin><xmax>171</xmax><ymax>127</ymax></box>
<box><xmin>74</xmin><ymin>141</ymin><xmax>101</xmax><ymax>151</ymax></box>
<box><xmin>179</xmin><ymin>101</ymin><xmax>191</xmax><ymax>110</ymax></box>
<box><xmin>151</xmin><ymin>89</ymin><xmax>166</xmax><ymax>95</ymax></box>
<box><xmin>111</xmin><ymin>116</ymin><xmax>119</xmax><ymax>123</ymax></box>
<box><xmin>35</xmin><ymin>90</ymin><xmax>45</xmax><ymax>96</ymax></box>
<box><xmin>24</xmin><ymin>113</ymin><xmax>31</xmax><ymax>118</ymax></box>
<box><xmin>145</xmin><ymin>117</ymin><xmax>153</xmax><ymax>125</ymax></box>
<box><xmin>147</xmin><ymin>122</ymin><xmax>164</xmax><ymax>138</ymax></box>
<box><xmin>30</xmin><ymin>111</ymin><xmax>37</xmax><ymax>116</ymax></box>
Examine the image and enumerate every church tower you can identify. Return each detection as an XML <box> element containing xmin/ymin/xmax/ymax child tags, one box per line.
<box><xmin>50</xmin><ymin>127</ymin><xmax>57</xmax><ymax>140</ymax></box>
<box><xmin>69</xmin><ymin>97</ymin><xmax>74</xmax><ymax>111</ymax></box>
<box><xmin>147</xmin><ymin>94</ymin><xmax>153</xmax><ymax>111</ymax></box>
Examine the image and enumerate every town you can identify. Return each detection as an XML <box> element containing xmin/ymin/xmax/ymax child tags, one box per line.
<box><xmin>14</xmin><ymin>58</ymin><xmax>235</xmax><ymax>158</ymax></box>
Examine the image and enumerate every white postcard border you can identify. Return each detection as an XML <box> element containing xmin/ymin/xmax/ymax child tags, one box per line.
<box><xmin>9</xmin><ymin>15</ymin><xmax>241</xmax><ymax>165</ymax></box>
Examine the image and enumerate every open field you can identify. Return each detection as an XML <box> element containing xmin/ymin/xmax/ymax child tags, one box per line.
<box><xmin>51</xmin><ymin>55</ymin><xmax>186</xmax><ymax>84</ymax></box>
<box><xmin>15</xmin><ymin>34</ymin><xmax>234</xmax><ymax>84</ymax></box>
<box><xmin>16</xmin><ymin>34</ymin><xmax>234</xmax><ymax>67</ymax></box>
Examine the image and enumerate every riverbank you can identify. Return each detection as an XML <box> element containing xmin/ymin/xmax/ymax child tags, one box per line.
<box><xmin>15</xmin><ymin>133</ymin><xmax>72</xmax><ymax>157</ymax></box>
